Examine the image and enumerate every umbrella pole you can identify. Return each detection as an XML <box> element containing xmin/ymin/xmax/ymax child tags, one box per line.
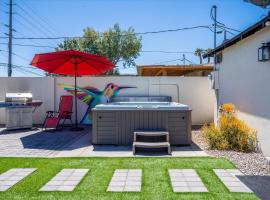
<box><xmin>75</xmin><ymin>65</ymin><xmax>78</xmax><ymax>128</ymax></box>
<box><xmin>71</xmin><ymin>62</ymin><xmax>84</xmax><ymax>131</ymax></box>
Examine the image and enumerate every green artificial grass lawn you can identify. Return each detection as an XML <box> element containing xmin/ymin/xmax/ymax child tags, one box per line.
<box><xmin>0</xmin><ymin>157</ymin><xmax>258</xmax><ymax>200</ymax></box>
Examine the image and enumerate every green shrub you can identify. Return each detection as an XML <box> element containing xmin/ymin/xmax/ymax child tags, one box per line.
<box><xmin>201</xmin><ymin>103</ymin><xmax>257</xmax><ymax>152</ymax></box>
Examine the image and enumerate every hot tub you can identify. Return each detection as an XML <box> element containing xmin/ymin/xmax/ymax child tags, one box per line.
<box><xmin>92</xmin><ymin>102</ymin><xmax>192</xmax><ymax>145</ymax></box>
<box><xmin>94</xmin><ymin>102</ymin><xmax>190</xmax><ymax>110</ymax></box>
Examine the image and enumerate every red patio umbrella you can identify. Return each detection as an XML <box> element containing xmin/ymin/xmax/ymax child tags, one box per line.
<box><xmin>31</xmin><ymin>50</ymin><xmax>114</xmax><ymax>131</ymax></box>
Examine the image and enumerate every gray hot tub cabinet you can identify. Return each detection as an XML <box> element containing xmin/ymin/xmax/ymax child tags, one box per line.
<box><xmin>92</xmin><ymin>108</ymin><xmax>191</xmax><ymax>146</ymax></box>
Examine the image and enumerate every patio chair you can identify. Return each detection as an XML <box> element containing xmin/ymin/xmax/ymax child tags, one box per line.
<box><xmin>42</xmin><ymin>95</ymin><xmax>73</xmax><ymax>130</ymax></box>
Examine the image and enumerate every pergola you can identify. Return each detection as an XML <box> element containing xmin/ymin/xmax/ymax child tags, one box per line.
<box><xmin>137</xmin><ymin>65</ymin><xmax>213</xmax><ymax>76</ymax></box>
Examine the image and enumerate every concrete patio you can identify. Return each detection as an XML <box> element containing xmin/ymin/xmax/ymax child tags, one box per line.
<box><xmin>0</xmin><ymin>126</ymin><xmax>207</xmax><ymax>157</ymax></box>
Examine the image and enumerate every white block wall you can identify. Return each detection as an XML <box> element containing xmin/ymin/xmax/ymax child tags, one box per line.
<box><xmin>0</xmin><ymin>76</ymin><xmax>215</xmax><ymax>125</ymax></box>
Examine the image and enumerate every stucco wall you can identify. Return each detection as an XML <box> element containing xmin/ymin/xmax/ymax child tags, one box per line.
<box><xmin>216</xmin><ymin>26</ymin><xmax>270</xmax><ymax>157</ymax></box>
<box><xmin>0</xmin><ymin>76</ymin><xmax>214</xmax><ymax>125</ymax></box>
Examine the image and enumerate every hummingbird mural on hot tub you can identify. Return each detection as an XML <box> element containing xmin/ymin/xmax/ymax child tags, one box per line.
<box><xmin>58</xmin><ymin>83</ymin><xmax>135</xmax><ymax>124</ymax></box>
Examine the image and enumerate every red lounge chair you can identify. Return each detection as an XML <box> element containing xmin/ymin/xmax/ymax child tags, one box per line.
<box><xmin>43</xmin><ymin>95</ymin><xmax>73</xmax><ymax>130</ymax></box>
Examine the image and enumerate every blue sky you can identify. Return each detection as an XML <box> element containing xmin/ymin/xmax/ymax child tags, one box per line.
<box><xmin>0</xmin><ymin>0</ymin><xmax>268</xmax><ymax>76</ymax></box>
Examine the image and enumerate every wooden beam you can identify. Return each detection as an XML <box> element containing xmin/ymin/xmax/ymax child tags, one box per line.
<box><xmin>155</xmin><ymin>69</ymin><xmax>167</xmax><ymax>76</ymax></box>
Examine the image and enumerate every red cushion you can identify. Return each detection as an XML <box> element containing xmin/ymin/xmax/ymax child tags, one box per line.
<box><xmin>44</xmin><ymin>117</ymin><xmax>60</xmax><ymax>128</ymax></box>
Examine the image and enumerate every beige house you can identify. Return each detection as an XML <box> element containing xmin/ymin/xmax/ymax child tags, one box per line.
<box><xmin>204</xmin><ymin>13</ymin><xmax>270</xmax><ymax>159</ymax></box>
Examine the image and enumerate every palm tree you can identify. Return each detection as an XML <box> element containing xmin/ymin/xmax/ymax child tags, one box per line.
<box><xmin>205</xmin><ymin>48</ymin><xmax>213</xmax><ymax>63</ymax></box>
<box><xmin>194</xmin><ymin>48</ymin><xmax>204</xmax><ymax>64</ymax></box>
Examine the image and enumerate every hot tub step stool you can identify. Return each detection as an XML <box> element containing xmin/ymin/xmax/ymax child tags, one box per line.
<box><xmin>133</xmin><ymin>131</ymin><xmax>171</xmax><ymax>155</ymax></box>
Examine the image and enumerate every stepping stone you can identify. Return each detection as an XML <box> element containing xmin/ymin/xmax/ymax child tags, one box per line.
<box><xmin>107</xmin><ymin>169</ymin><xmax>142</xmax><ymax>192</ymax></box>
<box><xmin>40</xmin><ymin>169</ymin><xmax>88</xmax><ymax>191</ymax></box>
<box><xmin>214</xmin><ymin>169</ymin><xmax>252</xmax><ymax>193</ymax></box>
<box><xmin>0</xmin><ymin>168</ymin><xmax>37</xmax><ymax>191</ymax></box>
<box><xmin>168</xmin><ymin>169</ymin><xmax>208</xmax><ymax>192</ymax></box>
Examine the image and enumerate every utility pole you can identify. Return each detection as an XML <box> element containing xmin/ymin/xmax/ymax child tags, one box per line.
<box><xmin>223</xmin><ymin>30</ymin><xmax>227</xmax><ymax>42</ymax></box>
<box><xmin>182</xmin><ymin>54</ymin><xmax>185</xmax><ymax>65</ymax></box>
<box><xmin>213</xmin><ymin>5</ymin><xmax>217</xmax><ymax>66</ymax></box>
<box><xmin>7</xmin><ymin>0</ymin><xmax>13</xmax><ymax>77</ymax></box>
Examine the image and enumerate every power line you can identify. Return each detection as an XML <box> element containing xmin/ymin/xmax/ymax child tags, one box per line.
<box><xmin>14</xmin><ymin>67</ymin><xmax>43</xmax><ymax>76</ymax></box>
<box><xmin>152</xmin><ymin>55</ymin><xmax>196</xmax><ymax>65</ymax></box>
<box><xmin>0</xmin><ymin>43</ymin><xmax>194</xmax><ymax>53</ymax></box>
<box><xmin>0</xmin><ymin>30</ymin><xmax>6</xmax><ymax>36</ymax></box>
<box><xmin>14</xmin><ymin>16</ymin><xmax>44</xmax><ymax>37</ymax></box>
<box><xmin>15</xmin><ymin>12</ymin><xmax>58</xmax><ymax>46</ymax></box>
<box><xmin>13</xmin><ymin>65</ymin><xmax>43</xmax><ymax>76</ymax></box>
<box><xmin>216</xmin><ymin>25</ymin><xmax>236</xmax><ymax>36</ymax></box>
<box><xmin>15</xmin><ymin>3</ymin><xmax>59</xmax><ymax>38</ymax></box>
<box><xmin>1</xmin><ymin>1</ymin><xmax>56</xmax><ymax>50</ymax></box>
<box><xmin>0</xmin><ymin>42</ymin><xmax>55</xmax><ymax>48</ymax></box>
<box><xmin>12</xmin><ymin>6</ymin><xmax>59</xmax><ymax>50</ymax></box>
<box><xmin>19</xmin><ymin>0</ymin><xmax>63</xmax><ymax>36</ymax></box>
<box><xmin>0</xmin><ymin>49</ymin><xmax>45</xmax><ymax>71</ymax></box>
<box><xmin>216</xmin><ymin>24</ymin><xmax>241</xmax><ymax>33</ymax></box>
<box><xmin>13</xmin><ymin>17</ymin><xmax>59</xmax><ymax>47</ymax></box>
<box><xmin>12</xmin><ymin>52</ymin><xmax>29</xmax><ymax>62</ymax></box>
<box><xmin>0</xmin><ymin>62</ymin><xmax>43</xmax><ymax>76</ymax></box>
<box><xmin>210</xmin><ymin>6</ymin><xmax>241</xmax><ymax>38</ymax></box>
<box><xmin>0</xmin><ymin>65</ymin><xmax>26</xmax><ymax>76</ymax></box>
<box><xmin>14</xmin><ymin>65</ymin><xmax>42</xmax><ymax>72</ymax></box>
<box><xmin>13</xmin><ymin>30</ymin><xmax>53</xmax><ymax>49</ymax></box>
<box><xmin>0</xmin><ymin>25</ymin><xmax>213</xmax><ymax>40</ymax></box>
<box><xmin>184</xmin><ymin>57</ymin><xmax>195</xmax><ymax>64</ymax></box>
<box><xmin>13</xmin><ymin>66</ymin><xmax>28</xmax><ymax>75</ymax></box>
<box><xmin>133</xmin><ymin>25</ymin><xmax>212</xmax><ymax>35</ymax></box>
<box><xmin>141</xmin><ymin>50</ymin><xmax>194</xmax><ymax>54</ymax></box>
<box><xmin>15</xmin><ymin>3</ymin><xmax>60</xmax><ymax>47</ymax></box>
<box><xmin>0</xmin><ymin>65</ymin><xmax>7</xmax><ymax>73</ymax></box>
<box><xmin>0</xmin><ymin>50</ymin><xmax>6</xmax><ymax>57</ymax></box>
<box><xmin>153</xmin><ymin>58</ymin><xmax>183</xmax><ymax>65</ymax></box>
<box><xmin>0</xmin><ymin>49</ymin><xmax>28</xmax><ymax>62</ymax></box>
<box><xmin>210</xmin><ymin>6</ymin><xmax>225</xmax><ymax>28</ymax></box>
<box><xmin>14</xmin><ymin>1</ymin><xmax>60</xmax><ymax>47</ymax></box>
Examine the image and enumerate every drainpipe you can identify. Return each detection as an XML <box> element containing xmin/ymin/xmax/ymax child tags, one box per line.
<box><xmin>213</xmin><ymin>5</ymin><xmax>219</xmax><ymax>124</ymax></box>
<box><xmin>53</xmin><ymin>77</ymin><xmax>56</xmax><ymax>111</ymax></box>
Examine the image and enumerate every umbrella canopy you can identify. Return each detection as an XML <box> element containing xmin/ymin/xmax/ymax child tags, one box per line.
<box><xmin>31</xmin><ymin>50</ymin><xmax>114</xmax><ymax>76</ymax></box>
<box><xmin>31</xmin><ymin>50</ymin><xmax>115</xmax><ymax>131</ymax></box>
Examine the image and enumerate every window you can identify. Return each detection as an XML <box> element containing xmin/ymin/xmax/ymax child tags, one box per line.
<box><xmin>258</xmin><ymin>42</ymin><xmax>270</xmax><ymax>62</ymax></box>
<box><xmin>215</xmin><ymin>52</ymin><xmax>223</xmax><ymax>64</ymax></box>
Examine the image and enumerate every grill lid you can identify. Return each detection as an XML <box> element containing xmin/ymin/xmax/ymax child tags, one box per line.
<box><xmin>5</xmin><ymin>93</ymin><xmax>33</xmax><ymax>102</ymax></box>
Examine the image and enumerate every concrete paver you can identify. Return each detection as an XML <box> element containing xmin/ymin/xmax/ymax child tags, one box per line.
<box><xmin>169</xmin><ymin>169</ymin><xmax>208</xmax><ymax>192</ymax></box>
<box><xmin>40</xmin><ymin>169</ymin><xmax>88</xmax><ymax>191</ymax></box>
<box><xmin>0</xmin><ymin>168</ymin><xmax>36</xmax><ymax>191</ymax></box>
<box><xmin>214</xmin><ymin>169</ymin><xmax>252</xmax><ymax>193</ymax></box>
<box><xmin>0</xmin><ymin>127</ymin><xmax>207</xmax><ymax>157</ymax></box>
<box><xmin>107</xmin><ymin>169</ymin><xmax>142</xmax><ymax>192</ymax></box>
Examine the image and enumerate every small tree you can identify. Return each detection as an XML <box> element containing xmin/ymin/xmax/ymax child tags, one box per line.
<box><xmin>56</xmin><ymin>24</ymin><xmax>142</xmax><ymax>75</ymax></box>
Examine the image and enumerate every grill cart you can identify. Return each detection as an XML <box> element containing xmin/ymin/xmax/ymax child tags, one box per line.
<box><xmin>0</xmin><ymin>93</ymin><xmax>42</xmax><ymax>130</ymax></box>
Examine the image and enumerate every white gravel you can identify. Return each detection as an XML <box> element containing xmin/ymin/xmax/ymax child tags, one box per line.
<box><xmin>192</xmin><ymin>130</ymin><xmax>270</xmax><ymax>176</ymax></box>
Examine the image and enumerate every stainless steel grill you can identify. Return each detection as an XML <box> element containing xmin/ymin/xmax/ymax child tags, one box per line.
<box><xmin>1</xmin><ymin>93</ymin><xmax>42</xmax><ymax>130</ymax></box>
<box><xmin>5</xmin><ymin>92</ymin><xmax>32</xmax><ymax>103</ymax></box>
